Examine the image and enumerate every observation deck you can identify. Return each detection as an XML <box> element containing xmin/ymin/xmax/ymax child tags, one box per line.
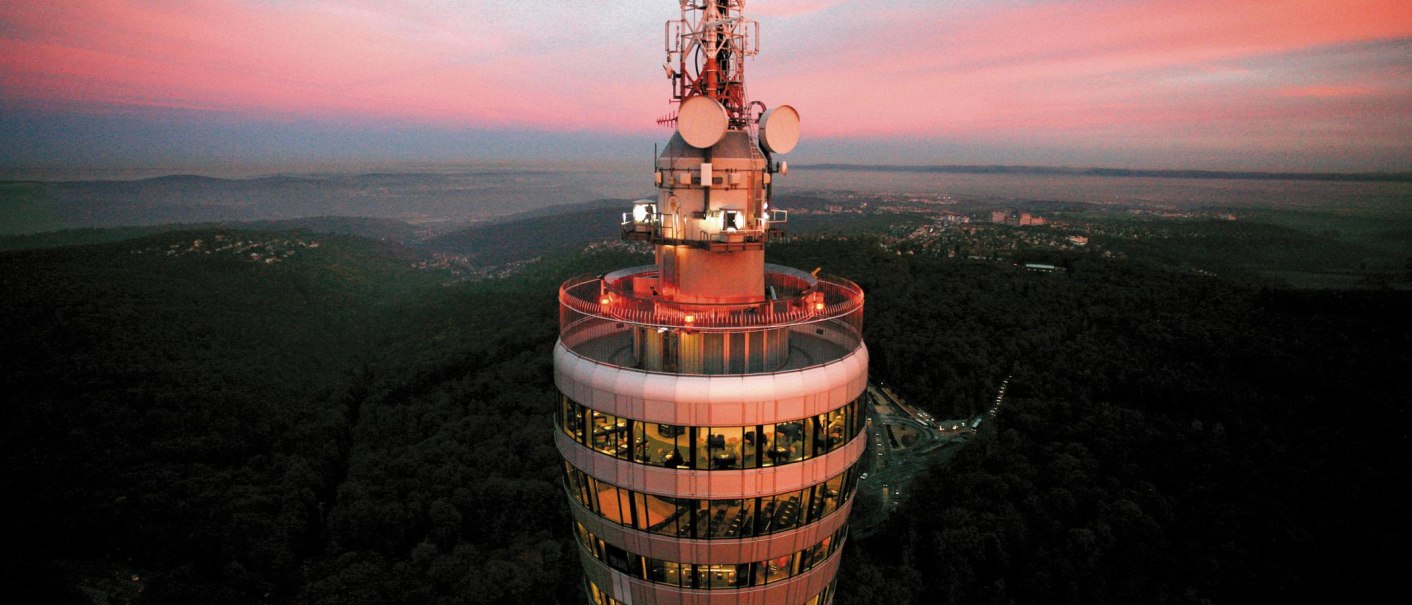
<box><xmin>559</xmin><ymin>264</ymin><xmax>864</xmax><ymax>375</ymax></box>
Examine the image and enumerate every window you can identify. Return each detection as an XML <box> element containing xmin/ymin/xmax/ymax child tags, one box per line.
<box><xmin>573</xmin><ymin>525</ymin><xmax>849</xmax><ymax>590</ymax></box>
<box><xmin>562</xmin><ymin>462</ymin><xmax>858</xmax><ymax>539</ymax></box>
<box><xmin>557</xmin><ymin>396</ymin><xmax>862</xmax><ymax>471</ymax></box>
<box><xmin>585</xmin><ymin>577</ymin><xmax>627</xmax><ymax>605</ymax></box>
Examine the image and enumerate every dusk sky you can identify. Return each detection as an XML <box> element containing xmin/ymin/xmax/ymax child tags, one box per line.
<box><xmin>3</xmin><ymin>0</ymin><xmax>1410</xmax><ymax>176</ymax></box>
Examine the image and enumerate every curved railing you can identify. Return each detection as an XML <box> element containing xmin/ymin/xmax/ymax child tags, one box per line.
<box><xmin>558</xmin><ymin>313</ymin><xmax>863</xmax><ymax>372</ymax></box>
<box><xmin>559</xmin><ymin>263</ymin><xmax>864</xmax><ymax>332</ymax></box>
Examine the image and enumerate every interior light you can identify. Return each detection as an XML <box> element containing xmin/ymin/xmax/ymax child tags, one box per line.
<box><xmin>684</xmin><ymin>314</ymin><xmax>695</xmax><ymax>323</ymax></box>
<box><xmin>708</xmin><ymin>210</ymin><xmax>726</xmax><ymax>233</ymax></box>
<box><xmin>724</xmin><ymin>210</ymin><xmax>742</xmax><ymax>232</ymax></box>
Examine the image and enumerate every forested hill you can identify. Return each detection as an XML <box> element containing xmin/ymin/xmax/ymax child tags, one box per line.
<box><xmin>2</xmin><ymin>228</ymin><xmax>1408</xmax><ymax>604</ymax></box>
<box><xmin>764</xmin><ymin>239</ymin><xmax>1411</xmax><ymax>604</ymax></box>
<box><xmin>0</xmin><ymin>172</ymin><xmax>629</xmax><ymax>235</ymax></box>
<box><xmin>0</xmin><ymin>217</ymin><xmax>425</xmax><ymax>252</ymax></box>
<box><xmin>426</xmin><ymin>202</ymin><xmax>623</xmax><ymax>266</ymax></box>
<box><xmin>0</xmin><ymin>229</ymin><xmax>648</xmax><ymax>604</ymax></box>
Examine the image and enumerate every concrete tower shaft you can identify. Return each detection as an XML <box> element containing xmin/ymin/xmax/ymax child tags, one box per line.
<box><xmin>555</xmin><ymin>3</ymin><xmax>856</xmax><ymax>604</ymax></box>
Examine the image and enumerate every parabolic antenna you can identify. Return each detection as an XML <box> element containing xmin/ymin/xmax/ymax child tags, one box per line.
<box><xmin>759</xmin><ymin>105</ymin><xmax>800</xmax><ymax>154</ymax></box>
<box><xmin>677</xmin><ymin>95</ymin><xmax>729</xmax><ymax>149</ymax></box>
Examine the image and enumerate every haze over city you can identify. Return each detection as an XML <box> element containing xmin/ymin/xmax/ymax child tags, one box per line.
<box><xmin>3</xmin><ymin>0</ymin><xmax>1411</xmax><ymax>177</ymax></box>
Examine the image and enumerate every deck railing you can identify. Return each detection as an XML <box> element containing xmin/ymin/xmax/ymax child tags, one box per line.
<box><xmin>558</xmin><ymin>264</ymin><xmax>864</xmax><ymax>333</ymax></box>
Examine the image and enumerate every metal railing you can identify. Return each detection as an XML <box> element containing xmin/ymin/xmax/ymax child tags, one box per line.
<box><xmin>621</xmin><ymin>212</ymin><xmax>786</xmax><ymax>246</ymax></box>
<box><xmin>559</xmin><ymin>264</ymin><xmax>863</xmax><ymax>332</ymax></box>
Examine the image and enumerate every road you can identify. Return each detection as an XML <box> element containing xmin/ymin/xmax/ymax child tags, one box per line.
<box><xmin>850</xmin><ymin>377</ymin><xmax>1010</xmax><ymax>537</ymax></box>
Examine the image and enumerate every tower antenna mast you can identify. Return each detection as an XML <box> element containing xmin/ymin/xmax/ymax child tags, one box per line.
<box><xmin>554</xmin><ymin>3</ymin><xmax>856</xmax><ymax>604</ymax></box>
<box><xmin>664</xmin><ymin>0</ymin><xmax>759</xmax><ymax>128</ymax></box>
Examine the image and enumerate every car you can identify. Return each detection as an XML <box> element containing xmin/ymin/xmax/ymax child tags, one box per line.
<box><xmin>860</xmin><ymin>472</ymin><xmax>869</xmax><ymax>479</ymax></box>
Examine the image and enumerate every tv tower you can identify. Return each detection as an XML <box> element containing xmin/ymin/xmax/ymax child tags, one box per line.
<box><xmin>555</xmin><ymin>2</ymin><xmax>866</xmax><ymax>603</ymax></box>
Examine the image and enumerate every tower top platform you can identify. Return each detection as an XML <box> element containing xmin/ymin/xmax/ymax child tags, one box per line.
<box><xmin>560</xmin><ymin>263</ymin><xmax>863</xmax><ymax>333</ymax></box>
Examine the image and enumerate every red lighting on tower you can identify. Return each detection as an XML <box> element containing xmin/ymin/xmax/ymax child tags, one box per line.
<box><xmin>556</xmin><ymin>3</ymin><xmax>862</xmax><ymax>604</ymax></box>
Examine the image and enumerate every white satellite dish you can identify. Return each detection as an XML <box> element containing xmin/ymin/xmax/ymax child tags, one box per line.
<box><xmin>677</xmin><ymin>95</ymin><xmax>729</xmax><ymax>149</ymax></box>
<box><xmin>759</xmin><ymin>105</ymin><xmax>800</xmax><ymax>154</ymax></box>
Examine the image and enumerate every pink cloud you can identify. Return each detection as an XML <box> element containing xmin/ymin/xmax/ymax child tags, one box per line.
<box><xmin>0</xmin><ymin>1</ymin><xmax>659</xmax><ymax>130</ymax></box>
<box><xmin>0</xmin><ymin>0</ymin><xmax>1408</xmax><ymax>164</ymax></box>
<box><xmin>752</xmin><ymin>1</ymin><xmax>850</xmax><ymax>18</ymax></box>
<box><xmin>1277</xmin><ymin>85</ymin><xmax>1377</xmax><ymax>98</ymax></box>
<box><xmin>751</xmin><ymin>0</ymin><xmax>1412</xmax><ymax>148</ymax></box>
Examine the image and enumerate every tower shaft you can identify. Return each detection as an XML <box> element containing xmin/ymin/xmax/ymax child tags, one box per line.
<box><xmin>555</xmin><ymin>3</ymin><xmax>861</xmax><ymax>603</ymax></box>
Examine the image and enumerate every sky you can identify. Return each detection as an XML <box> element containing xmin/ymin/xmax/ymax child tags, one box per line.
<box><xmin>2</xmin><ymin>0</ymin><xmax>1410</xmax><ymax>176</ymax></box>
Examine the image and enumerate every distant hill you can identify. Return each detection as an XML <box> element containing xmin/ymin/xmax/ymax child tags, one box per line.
<box><xmin>771</xmin><ymin>193</ymin><xmax>840</xmax><ymax>211</ymax></box>
<box><xmin>476</xmin><ymin>197</ymin><xmax>628</xmax><ymax>225</ymax></box>
<box><xmin>0</xmin><ymin>169</ymin><xmax>636</xmax><ymax>235</ymax></box>
<box><xmin>0</xmin><ymin>196</ymin><xmax>632</xmax><ymax>260</ymax></box>
<box><xmin>235</xmin><ymin>216</ymin><xmax>426</xmax><ymax>242</ymax></box>
<box><xmin>427</xmin><ymin>202</ymin><xmax>624</xmax><ymax>265</ymax></box>
<box><xmin>798</xmin><ymin>163</ymin><xmax>1412</xmax><ymax>183</ymax></box>
<box><xmin>0</xmin><ymin>224</ymin><xmax>187</xmax><ymax>251</ymax></box>
<box><xmin>421</xmin><ymin>194</ymin><xmax>923</xmax><ymax>265</ymax></box>
<box><xmin>0</xmin><ymin>216</ymin><xmax>426</xmax><ymax>251</ymax></box>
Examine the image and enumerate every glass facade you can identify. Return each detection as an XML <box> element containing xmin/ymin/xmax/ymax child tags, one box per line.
<box><xmin>584</xmin><ymin>577</ymin><xmax>837</xmax><ymax>605</ymax></box>
<box><xmin>558</xmin><ymin>396</ymin><xmax>864</xmax><ymax>470</ymax></box>
<box><xmin>575</xmin><ymin>521</ymin><xmax>847</xmax><ymax>590</ymax></box>
<box><xmin>563</xmin><ymin>461</ymin><xmax>859</xmax><ymax>539</ymax></box>
<box><xmin>585</xmin><ymin>578</ymin><xmax>627</xmax><ymax>605</ymax></box>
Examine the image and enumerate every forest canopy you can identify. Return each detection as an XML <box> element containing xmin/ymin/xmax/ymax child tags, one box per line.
<box><xmin>2</xmin><ymin>227</ymin><xmax>1407</xmax><ymax>604</ymax></box>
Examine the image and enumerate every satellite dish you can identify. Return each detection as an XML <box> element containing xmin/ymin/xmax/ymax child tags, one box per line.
<box><xmin>677</xmin><ymin>95</ymin><xmax>729</xmax><ymax>149</ymax></box>
<box><xmin>759</xmin><ymin>105</ymin><xmax>800</xmax><ymax>154</ymax></box>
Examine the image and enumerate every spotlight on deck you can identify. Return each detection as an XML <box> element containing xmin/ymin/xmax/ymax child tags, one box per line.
<box><xmin>632</xmin><ymin>201</ymin><xmax>658</xmax><ymax>224</ymax></box>
<box><xmin>723</xmin><ymin>210</ymin><xmax>743</xmax><ymax>232</ymax></box>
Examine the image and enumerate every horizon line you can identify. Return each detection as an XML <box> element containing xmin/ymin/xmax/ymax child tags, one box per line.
<box><xmin>5</xmin><ymin>162</ymin><xmax>1411</xmax><ymax>185</ymax></box>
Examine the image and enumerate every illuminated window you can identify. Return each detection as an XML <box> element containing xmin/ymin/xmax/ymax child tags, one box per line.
<box><xmin>573</xmin><ymin>525</ymin><xmax>849</xmax><ymax>590</ymax></box>
<box><xmin>561</xmin><ymin>463</ymin><xmax>859</xmax><ymax>539</ymax></box>
<box><xmin>557</xmin><ymin>396</ymin><xmax>863</xmax><ymax>471</ymax></box>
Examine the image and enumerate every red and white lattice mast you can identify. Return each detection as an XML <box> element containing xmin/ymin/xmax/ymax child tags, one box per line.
<box><xmin>661</xmin><ymin>0</ymin><xmax>758</xmax><ymax>129</ymax></box>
